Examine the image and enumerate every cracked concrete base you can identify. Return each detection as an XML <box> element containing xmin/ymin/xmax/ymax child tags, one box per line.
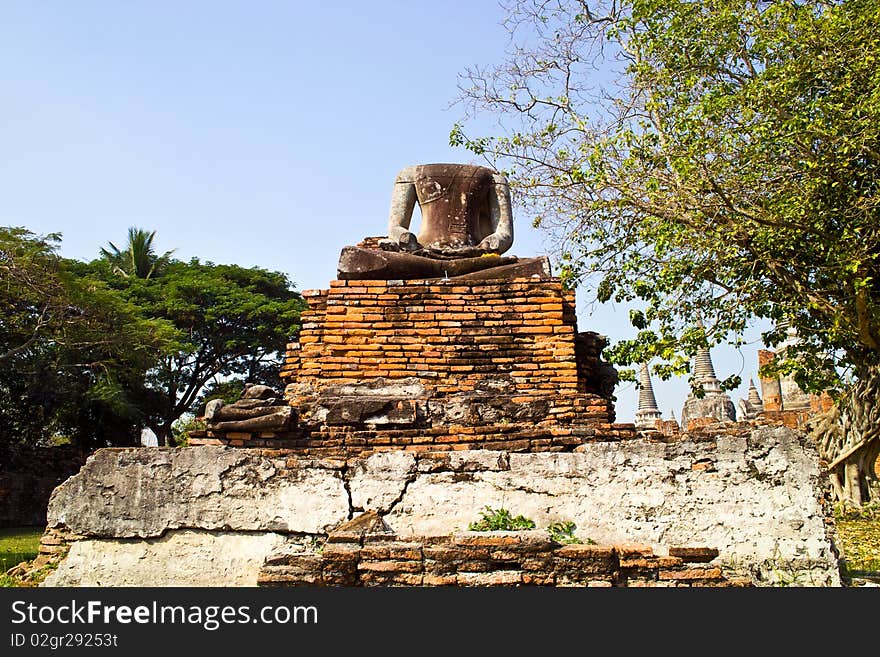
<box><xmin>47</xmin><ymin>447</ymin><xmax>349</xmax><ymax>537</ymax></box>
<box><xmin>42</xmin><ymin>531</ymin><xmax>293</xmax><ymax>587</ymax></box>
<box><xmin>348</xmin><ymin>451</ymin><xmax>417</xmax><ymax>513</ymax></box>
<box><xmin>42</xmin><ymin>426</ymin><xmax>841</xmax><ymax>586</ymax></box>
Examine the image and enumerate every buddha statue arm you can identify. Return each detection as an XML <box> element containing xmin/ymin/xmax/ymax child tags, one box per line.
<box><xmin>387</xmin><ymin>166</ymin><xmax>421</xmax><ymax>251</ymax></box>
<box><xmin>477</xmin><ymin>173</ymin><xmax>514</xmax><ymax>254</ymax></box>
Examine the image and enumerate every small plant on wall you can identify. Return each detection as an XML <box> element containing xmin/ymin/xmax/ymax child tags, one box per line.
<box><xmin>468</xmin><ymin>506</ymin><xmax>536</xmax><ymax>531</ymax></box>
<box><xmin>547</xmin><ymin>520</ymin><xmax>595</xmax><ymax>545</ymax></box>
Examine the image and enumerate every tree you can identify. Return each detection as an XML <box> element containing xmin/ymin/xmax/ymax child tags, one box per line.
<box><xmin>92</xmin><ymin>258</ymin><xmax>306</xmax><ymax>445</ymax></box>
<box><xmin>453</xmin><ymin>0</ymin><xmax>880</xmax><ymax>504</ymax></box>
<box><xmin>1</xmin><ymin>227</ymin><xmax>67</xmax><ymax>366</ymax></box>
<box><xmin>100</xmin><ymin>227</ymin><xmax>175</xmax><ymax>279</ymax></box>
<box><xmin>2</xmin><ymin>227</ymin><xmax>303</xmax><ymax>450</ymax></box>
<box><xmin>0</xmin><ymin>227</ymin><xmax>175</xmax><ymax>448</ymax></box>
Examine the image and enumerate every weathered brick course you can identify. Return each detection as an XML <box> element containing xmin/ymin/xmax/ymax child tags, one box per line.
<box><xmin>258</xmin><ymin>527</ymin><xmax>748</xmax><ymax>588</ymax></box>
<box><xmin>194</xmin><ymin>276</ymin><xmax>630</xmax><ymax>454</ymax></box>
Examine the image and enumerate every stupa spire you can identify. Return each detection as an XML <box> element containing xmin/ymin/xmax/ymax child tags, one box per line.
<box><xmin>693</xmin><ymin>346</ymin><xmax>722</xmax><ymax>394</ymax></box>
<box><xmin>634</xmin><ymin>363</ymin><xmax>663</xmax><ymax>429</ymax></box>
<box><xmin>747</xmin><ymin>378</ymin><xmax>763</xmax><ymax>410</ymax></box>
<box><xmin>681</xmin><ymin>325</ymin><xmax>736</xmax><ymax>427</ymax></box>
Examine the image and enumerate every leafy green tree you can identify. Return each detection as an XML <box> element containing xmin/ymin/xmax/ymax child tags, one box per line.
<box><xmin>2</xmin><ymin>227</ymin><xmax>303</xmax><ymax>450</ymax></box>
<box><xmin>0</xmin><ymin>227</ymin><xmax>174</xmax><ymax>448</ymax></box>
<box><xmin>1</xmin><ymin>227</ymin><xmax>67</xmax><ymax>366</ymax></box>
<box><xmin>92</xmin><ymin>258</ymin><xmax>305</xmax><ymax>445</ymax></box>
<box><xmin>100</xmin><ymin>227</ymin><xmax>175</xmax><ymax>279</ymax></box>
<box><xmin>454</xmin><ymin>0</ymin><xmax>880</xmax><ymax>503</ymax></box>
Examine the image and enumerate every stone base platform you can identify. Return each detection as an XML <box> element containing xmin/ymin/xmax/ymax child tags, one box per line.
<box><xmin>41</xmin><ymin>426</ymin><xmax>842</xmax><ymax>587</ymax></box>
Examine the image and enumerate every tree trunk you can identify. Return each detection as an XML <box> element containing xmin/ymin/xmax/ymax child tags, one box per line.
<box><xmin>810</xmin><ymin>365</ymin><xmax>880</xmax><ymax>507</ymax></box>
<box><xmin>154</xmin><ymin>423</ymin><xmax>173</xmax><ymax>447</ymax></box>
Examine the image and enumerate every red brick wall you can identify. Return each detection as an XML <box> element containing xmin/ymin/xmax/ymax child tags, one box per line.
<box><xmin>259</xmin><ymin>530</ymin><xmax>749</xmax><ymax>588</ymax></box>
<box><xmin>284</xmin><ymin>278</ymin><xmax>584</xmax><ymax>393</ymax></box>
<box><xmin>193</xmin><ymin>277</ymin><xmax>636</xmax><ymax>454</ymax></box>
<box><xmin>758</xmin><ymin>349</ymin><xmax>783</xmax><ymax>411</ymax></box>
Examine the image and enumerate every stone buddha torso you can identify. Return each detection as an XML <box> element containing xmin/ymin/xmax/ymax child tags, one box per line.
<box><xmin>336</xmin><ymin>161</ymin><xmax>551</xmax><ymax>281</ymax></box>
<box><xmin>408</xmin><ymin>163</ymin><xmax>495</xmax><ymax>249</ymax></box>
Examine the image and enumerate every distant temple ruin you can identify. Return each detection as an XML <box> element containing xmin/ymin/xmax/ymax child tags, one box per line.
<box><xmin>738</xmin><ymin>379</ymin><xmax>765</xmax><ymax>421</ymax></box>
<box><xmin>680</xmin><ymin>345</ymin><xmax>737</xmax><ymax>429</ymax></box>
<box><xmin>634</xmin><ymin>324</ymin><xmax>832</xmax><ymax>434</ymax></box>
<box><xmin>757</xmin><ymin>325</ymin><xmax>834</xmax><ymax>427</ymax></box>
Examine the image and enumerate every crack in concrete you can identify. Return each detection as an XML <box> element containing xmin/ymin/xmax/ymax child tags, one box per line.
<box><xmin>382</xmin><ymin>468</ymin><xmax>419</xmax><ymax>515</ymax></box>
<box><xmin>486</xmin><ymin>475</ymin><xmax>556</xmax><ymax>497</ymax></box>
<box><xmin>511</xmin><ymin>483</ymin><xmax>555</xmax><ymax>496</ymax></box>
<box><xmin>341</xmin><ymin>465</ymin><xmax>355</xmax><ymax>520</ymax></box>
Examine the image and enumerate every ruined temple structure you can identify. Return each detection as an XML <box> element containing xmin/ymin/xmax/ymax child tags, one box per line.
<box><xmin>192</xmin><ymin>163</ymin><xmax>631</xmax><ymax>454</ymax></box>
<box><xmin>680</xmin><ymin>345</ymin><xmax>737</xmax><ymax>431</ymax></box>
<box><xmin>738</xmin><ymin>379</ymin><xmax>765</xmax><ymax>421</ymax></box>
<box><xmin>757</xmin><ymin>325</ymin><xmax>834</xmax><ymax>428</ymax></box>
<box><xmin>37</xmin><ymin>163</ymin><xmax>844</xmax><ymax>588</ymax></box>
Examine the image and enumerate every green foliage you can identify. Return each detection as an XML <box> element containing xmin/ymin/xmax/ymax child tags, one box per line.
<box><xmin>0</xmin><ymin>227</ymin><xmax>175</xmax><ymax>448</ymax></box>
<box><xmin>834</xmin><ymin>501</ymin><xmax>880</xmax><ymax>573</ymax></box>
<box><xmin>468</xmin><ymin>506</ymin><xmax>536</xmax><ymax>531</ymax></box>
<box><xmin>0</xmin><ymin>551</ymin><xmax>37</xmax><ymax>574</ymax></box>
<box><xmin>310</xmin><ymin>535</ymin><xmax>326</xmax><ymax>554</ymax></box>
<box><xmin>456</xmin><ymin>0</ymin><xmax>880</xmax><ymax>396</ymax></box>
<box><xmin>0</xmin><ymin>573</ymin><xmax>20</xmax><ymax>587</ymax></box>
<box><xmin>171</xmin><ymin>414</ymin><xmax>206</xmax><ymax>447</ymax></box>
<box><xmin>547</xmin><ymin>520</ymin><xmax>590</xmax><ymax>545</ymax></box>
<box><xmin>91</xmin><ymin>256</ymin><xmax>306</xmax><ymax>444</ymax></box>
<box><xmin>0</xmin><ymin>527</ymin><xmax>41</xmax><ymax>581</ymax></box>
<box><xmin>834</xmin><ymin>501</ymin><xmax>880</xmax><ymax>522</ymax></box>
<box><xmin>196</xmin><ymin>379</ymin><xmax>246</xmax><ymax>411</ymax></box>
<box><xmin>1</xmin><ymin>226</ymin><xmax>305</xmax><ymax>449</ymax></box>
<box><xmin>100</xmin><ymin>227</ymin><xmax>174</xmax><ymax>279</ymax></box>
<box><xmin>0</xmin><ymin>527</ymin><xmax>41</xmax><ymax>558</ymax></box>
<box><xmin>0</xmin><ymin>531</ymin><xmax>62</xmax><ymax>588</ymax></box>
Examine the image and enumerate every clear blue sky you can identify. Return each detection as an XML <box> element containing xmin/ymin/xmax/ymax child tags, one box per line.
<box><xmin>0</xmin><ymin>1</ymin><xmax>771</xmax><ymax>422</ymax></box>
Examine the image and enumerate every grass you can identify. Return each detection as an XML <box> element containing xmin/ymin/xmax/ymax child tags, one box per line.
<box><xmin>834</xmin><ymin>503</ymin><xmax>880</xmax><ymax>575</ymax></box>
<box><xmin>0</xmin><ymin>527</ymin><xmax>43</xmax><ymax>586</ymax></box>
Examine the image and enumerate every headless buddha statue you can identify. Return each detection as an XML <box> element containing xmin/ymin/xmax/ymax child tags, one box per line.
<box><xmin>337</xmin><ymin>163</ymin><xmax>550</xmax><ymax>281</ymax></box>
<box><xmin>386</xmin><ymin>163</ymin><xmax>513</xmax><ymax>255</ymax></box>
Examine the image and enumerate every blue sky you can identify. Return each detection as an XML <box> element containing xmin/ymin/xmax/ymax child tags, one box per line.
<box><xmin>0</xmin><ymin>1</ymin><xmax>771</xmax><ymax>422</ymax></box>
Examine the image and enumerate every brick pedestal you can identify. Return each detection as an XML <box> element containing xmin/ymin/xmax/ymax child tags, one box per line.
<box><xmin>191</xmin><ymin>276</ymin><xmax>635</xmax><ymax>453</ymax></box>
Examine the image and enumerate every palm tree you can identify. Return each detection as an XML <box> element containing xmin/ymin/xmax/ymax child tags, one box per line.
<box><xmin>100</xmin><ymin>228</ymin><xmax>175</xmax><ymax>279</ymax></box>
